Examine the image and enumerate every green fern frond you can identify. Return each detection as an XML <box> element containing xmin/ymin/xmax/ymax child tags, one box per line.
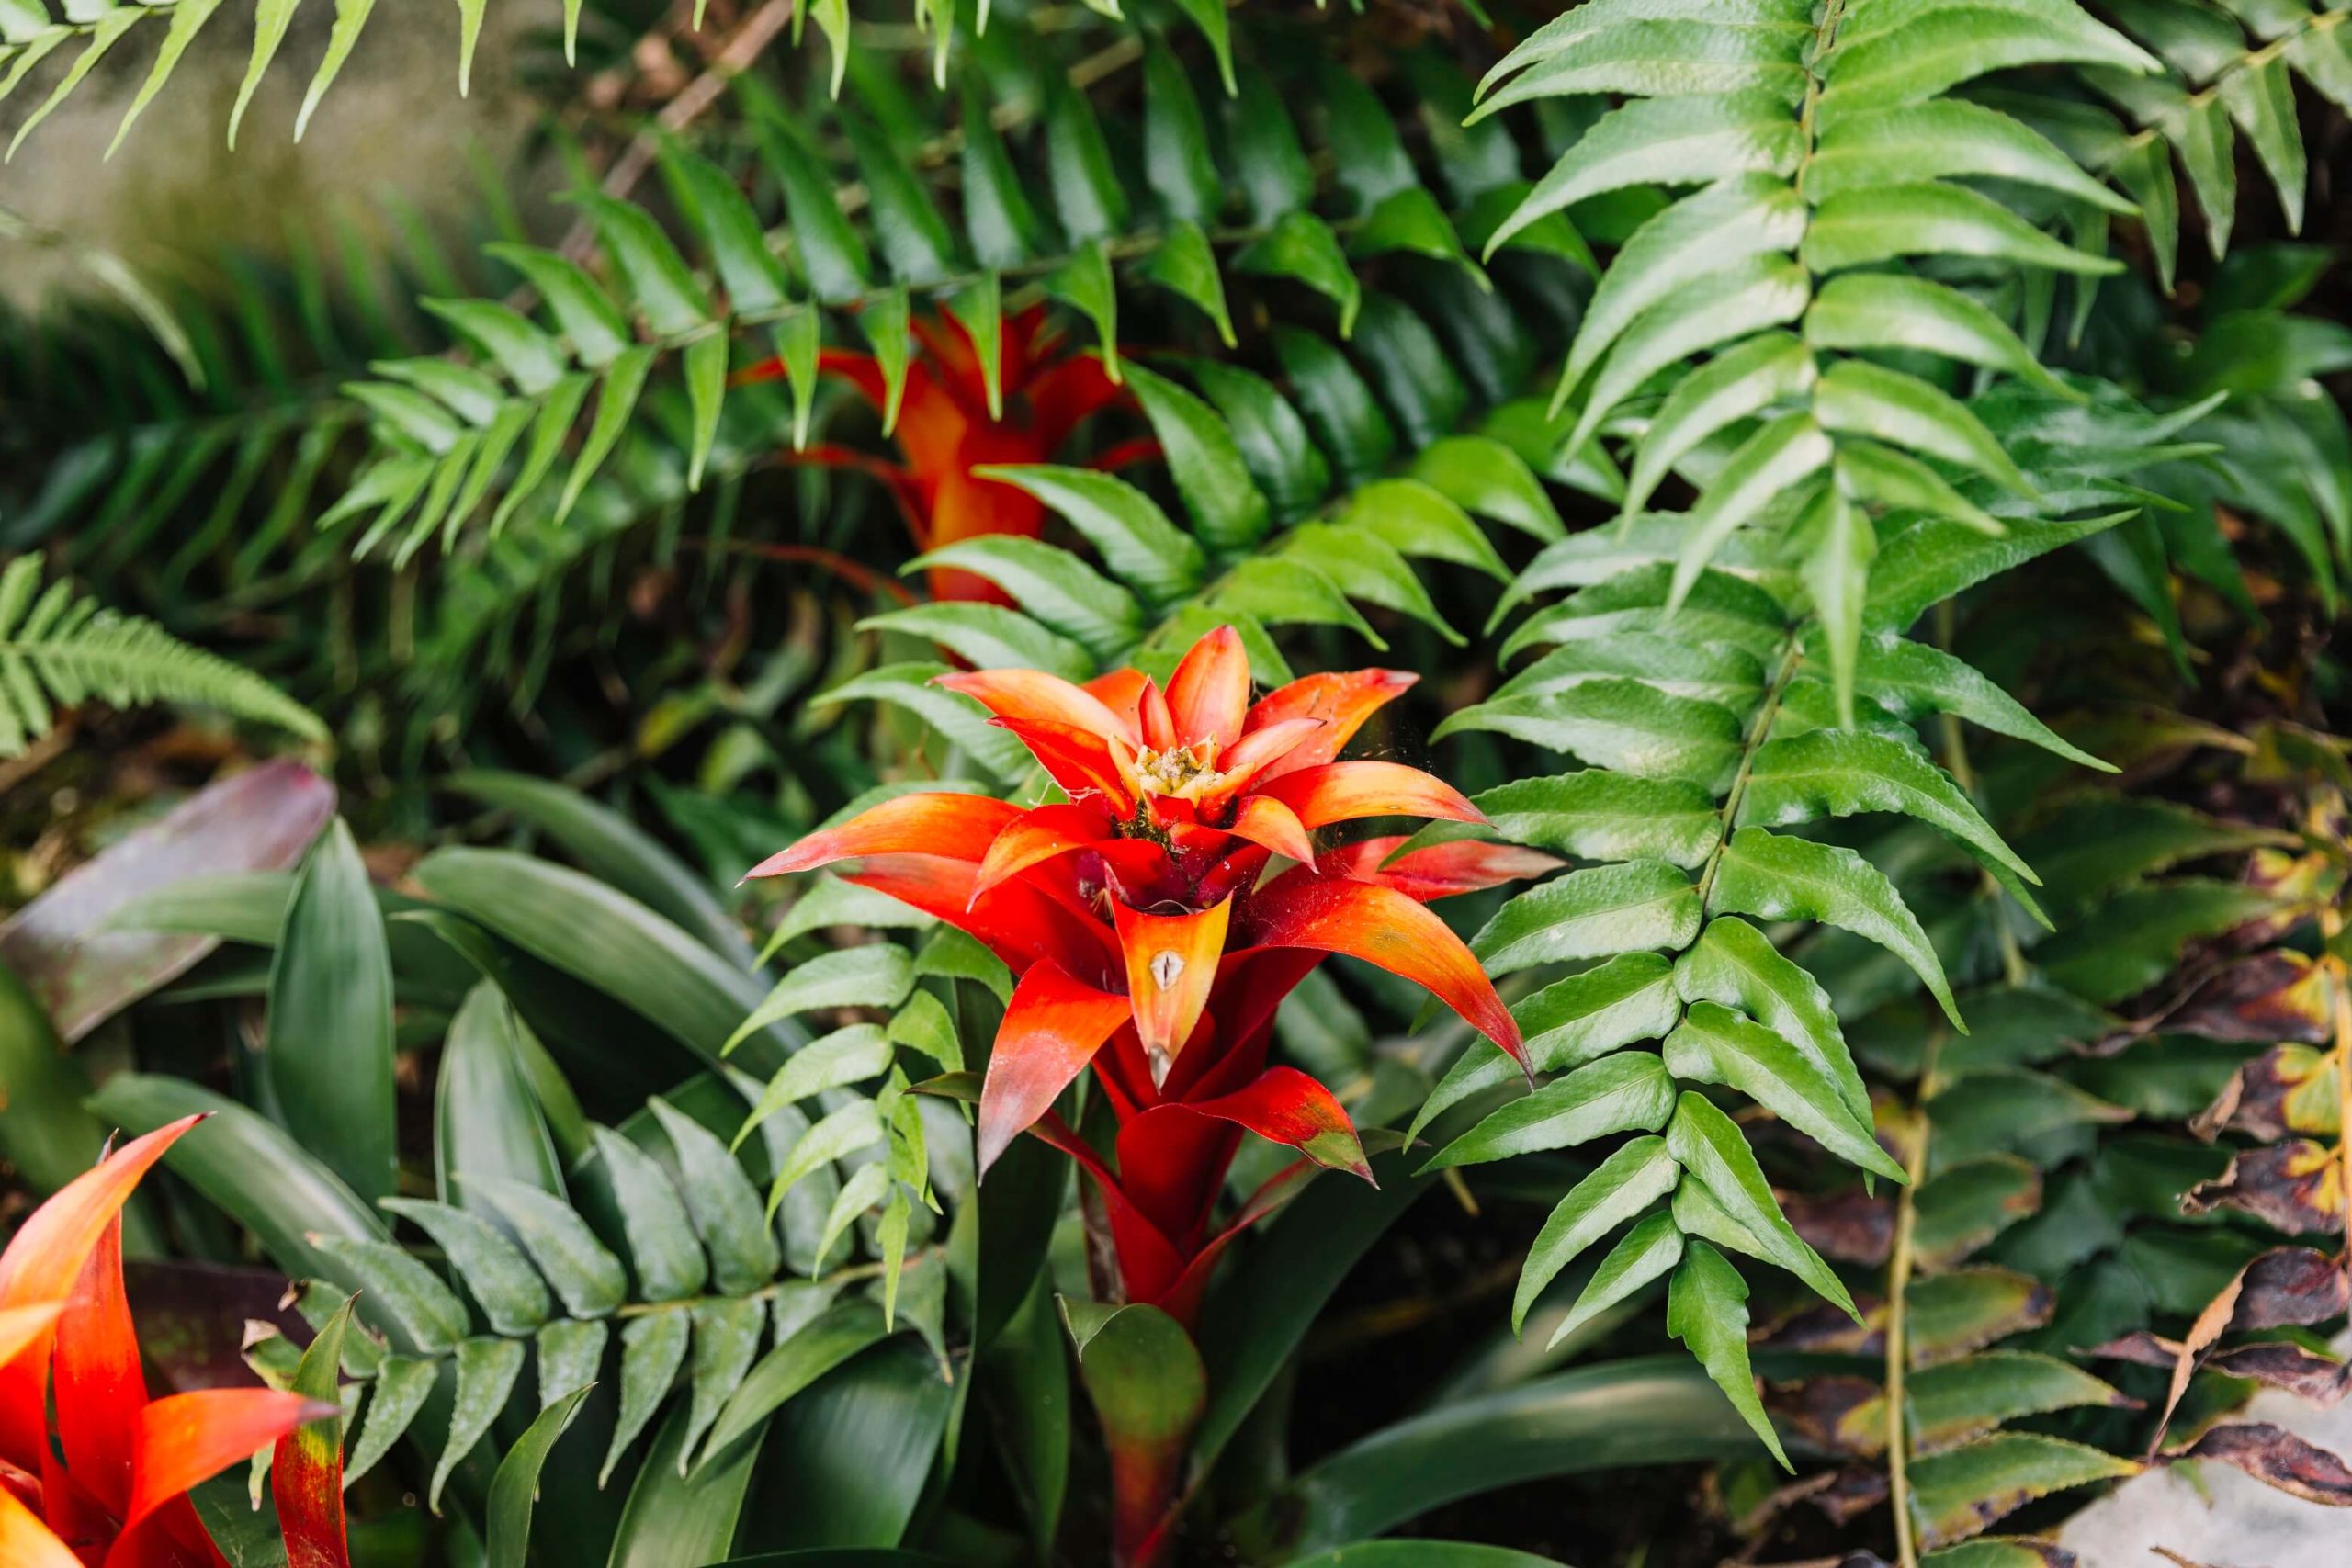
<box><xmin>0</xmin><ymin>554</ymin><xmax>325</xmax><ymax>753</ymax></box>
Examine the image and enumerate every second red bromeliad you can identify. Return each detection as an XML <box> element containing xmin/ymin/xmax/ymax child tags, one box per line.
<box><xmin>749</xmin><ymin>625</ymin><xmax>1552</xmax><ymax>1325</ymax></box>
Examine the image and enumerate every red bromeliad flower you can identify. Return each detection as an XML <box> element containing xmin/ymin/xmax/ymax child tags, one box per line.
<box><xmin>748</xmin><ymin>625</ymin><xmax>1555</xmax><ymax>1329</ymax></box>
<box><xmin>0</xmin><ymin>1115</ymin><xmax>343</xmax><ymax>1568</ymax></box>
<box><xmin>741</xmin><ymin>306</ymin><xmax>1147</xmax><ymax>604</ymax></box>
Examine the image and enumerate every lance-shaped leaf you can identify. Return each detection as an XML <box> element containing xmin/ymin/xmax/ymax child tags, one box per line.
<box><xmin>1664</xmin><ymin>1003</ymin><xmax>1904</xmax><ymax>1180</ymax></box>
<box><xmin>1666</xmin><ymin>1092</ymin><xmax>1856</xmax><ymax>1317</ymax></box>
<box><xmin>267</xmin><ymin>819</ymin><xmax>395</xmax><ymax>1205</ymax></box>
<box><xmin>1549</xmin><ymin>1208</ymin><xmax>1684</xmax><ymax>1349</ymax></box>
<box><xmin>1513</xmin><ymin>1136</ymin><xmax>1679</xmax><ymax>1333</ymax></box>
<box><xmin>486</xmin><ymin>1384</ymin><xmax>592</xmax><ymax>1568</ymax></box>
<box><xmin>727</xmin><ymin>944</ymin><xmax>914</xmax><ymax>1055</ymax></box>
<box><xmin>1668</xmin><ymin>1239</ymin><xmax>1787</xmax><ymax>1468</ymax></box>
<box><xmin>1471</xmin><ymin>861</ymin><xmax>1702</xmax><ymax>977</ymax></box>
<box><xmin>1905</xmin><ymin>1351</ymin><xmax>2135</xmax><ymax>1451</ymax></box>
<box><xmin>1475</xmin><ymin>772</ymin><xmax>1724</xmax><ymax>869</ymax></box>
<box><xmin>1907</xmin><ymin>1433</ymin><xmax>2138</xmax><ymax>1546</ymax></box>
<box><xmin>1423</xmin><ymin>1052</ymin><xmax>1677</xmax><ymax>1171</ymax></box>
<box><xmin>1709</xmin><ymin>828</ymin><xmax>1962</xmax><ymax>1027</ymax></box>
<box><xmin>1412</xmin><ymin>953</ymin><xmax>1681</xmax><ymax>1143</ymax></box>
<box><xmin>645</xmin><ymin>1097</ymin><xmax>779</xmax><ymax>1297</ymax></box>
<box><xmin>432</xmin><ymin>1337</ymin><xmax>526</xmax><ymax>1510</ymax></box>
<box><xmin>1674</xmin><ymin>916</ymin><xmax>1870</xmax><ymax>1130</ymax></box>
<box><xmin>469</xmin><ymin>1179</ymin><xmax>627</xmax><ymax>1319</ymax></box>
<box><xmin>738</xmin><ymin>1025</ymin><xmax>894</xmax><ymax>1148</ymax></box>
<box><xmin>584</xmin><ymin>1127</ymin><xmax>706</xmax><ymax>1302</ymax></box>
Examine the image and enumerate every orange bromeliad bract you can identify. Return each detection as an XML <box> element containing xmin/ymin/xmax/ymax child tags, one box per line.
<box><xmin>748</xmin><ymin>625</ymin><xmax>1554</xmax><ymax>1328</ymax></box>
<box><xmin>0</xmin><ymin>1115</ymin><xmax>344</xmax><ymax>1568</ymax></box>
<box><xmin>741</xmin><ymin>306</ymin><xmax>1145</xmax><ymax>604</ymax></box>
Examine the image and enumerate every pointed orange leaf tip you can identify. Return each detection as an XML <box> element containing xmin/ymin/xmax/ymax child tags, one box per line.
<box><xmin>0</xmin><ymin>1114</ymin><xmax>208</xmax><ymax>1312</ymax></box>
<box><xmin>933</xmin><ymin>668</ymin><xmax>1137</xmax><ymax>748</ymax></box>
<box><xmin>1164</xmin><ymin>625</ymin><xmax>1252</xmax><ymax>751</ymax></box>
<box><xmin>973</xmin><ymin>800</ymin><xmax>1119</xmax><ymax>897</ymax></box>
<box><xmin>1201</xmin><ymin>717</ymin><xmax>1328</xmax><ymax>804</ymax></box>
<box><xmin>1243</xmin><ymin>667</ymin><xmax>1416</xmax><ymax>783</ymax></box>
<box><xmin>1188</xmin><ymin>1066</ymin><xmax>1374</xmax><ymax>1183</ymax></box>
<box><xmin>1082</xmin><ymin>667</ymin><xmax>1154</xmax><ymax>740</ymax></box>
<box><xmin>1113</xmin><ymin>896</ymin><xmax>1234</xmax><ymax>1089</ymax></box>
<box><xmin>977</xmin><ymin>964</ymin><xmax>1133</xmax><ymax>1177</ymax></box>
<box><xmin>1241</xmin><ymin>877</ymin><xmax>1526</xmax><ymax>1072</ymax></box>
<box><xmin>1356</xmin><ymin>839</ymin><xmax>1565</xmax><ymax>902</ymax></box>
<box><xmin>123</xmin><ymin>1389</ymin><xmax>336</xmax><ymax>1537</ymax></box>
<box><xmin>989</xmin><ymin>716</ymin><xmax>1137</xmax><ymax>807</ymax></box>
<box><xmin>1226</xmin><ymin>795</ymin><xmax>1317</xmax><ymax>865</ymax></box>
<box><xmin>742</xmin><ymin>792</ymin><xmax>1020</xmax><ymax>881</ymax></box>
<box><xmin>1258</xmin><ymin>761</ymin><xmax>1483</xmax><ymax>831</ymax></box>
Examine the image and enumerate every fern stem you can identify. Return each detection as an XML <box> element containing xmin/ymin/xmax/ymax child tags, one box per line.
<box><xmin>1883</xmin><ymin>1035</ymin><xmax>1934</xmax><ymax>1568</ymax></box>
<box><xmin>1694</xmin><ymin>634</ymin><xmax>1805</xmax><ymax>907</ymax></box>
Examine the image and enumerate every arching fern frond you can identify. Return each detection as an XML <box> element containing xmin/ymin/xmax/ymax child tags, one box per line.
<box><xmin>320</xmin><ymin>35</ymin><xmax>1553</xmax><ymax>569</ymax></box>
<box><xmin>0</xmin><ymin>554</ymin><xmax>326</xmax><ymax>753</ymax></box>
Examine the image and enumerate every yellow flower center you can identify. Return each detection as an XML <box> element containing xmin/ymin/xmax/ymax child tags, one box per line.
<box><xmin>1132</xmin><ymin>741</ymin><xmax>1226</xmax><ymax>802</ymax></box>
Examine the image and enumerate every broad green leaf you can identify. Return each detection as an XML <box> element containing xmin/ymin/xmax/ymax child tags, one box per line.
<box><xmin>1623</xmin><ymin>331</ymin><xmax>1818</xmax><ymax>516</ymax></box>
<box><xmin>903</xmin><ymin>538</ymin><xmax>1140</xmax><ymax>665</ymax></box>
<box><xmin>1437</xmin><ymin>679</ymin><xmax>1745</xmax><ymax>792</ymax></box>
<box><xmin>1044</xmin><ymin>71</ymin><xmax>1128</xmax><ymax>243</ymax></box>
<box><xmin>1906</xmin><ymin>1350</ymin><xmax>2132</xmax><ymax>1450</ymax></box>
<box><xmin>381</xmin><ymin>1198</ymin><xmax>551</xmax><ymax>1337</ymax></box>
<box><xmin>1803</xmin><ymin>182</ymin><xmax>2120</xmax><ymax>276</ymax></box>
<box><xmin>1818</xmin><ymin>346</ymin><xmax>2043</xmax><ymax>494</ymax></box>
<box><xmin>311</xmin><ymin>1236</ymin><xmax>469</xmax><ymax>1352</ymax></box>
<box><xmin>605</xmin><ymin>1312</ymin><xmax>691</xmax><ymax>1485</ymax></box>
<box><xmin>1567</xmin><ymin>254</ymin><xmax>1810</xmax><ymax>453</ymax></box>
<box><xmin>1416</xmin><ymin>953</ymin><xmax>1682</xmax><ymax>1142</ymax></box>
<box><xmin>729</xmin><ymin>945</ymin><xmax>914</xmax><ymax>1055</ymax></box>
<box><xmin>586</xmin><ymin>1125</ymin><xmax>707</xmax><ymax>1302</ymax></box>
<box><xmin>1274</xmin><ymin>326</ymin><xmax>1396</xmax><ymax>481</ymax></box>
<box><xmin>435</xmin><ymin>1336</ymin><xmax>527</xmax><ymax>1510</ymax></box>
<box><xmin>1740</xmin><ymin>728</ymin><xmax>2041</xmax><ymax>910</ymax></box>
<box><xmin>1422</xmin><ymin>1051</ymin><xmax>1678</xmax><ymax>1170</ymax></box>
<box><xmin>1674</xmin><ymin>916</ymin><xmax>1869</xmax><ymax>1129</ymax></box>
<box><xmin>1235</xmin><ymin>210</ymin><xmax>1363</xmax><ymax>336</ymax></box>
<box><xmin>1512</xmin><ymin>1136</ymin><xmax>1679</xmax><ymax>1332</ymax></box>
<box><xmin>267</xmin><ymin>818</ymin><xmax>395</xmax><ymax>1204</ymax></box>
<box><xmin>1816</xmin><ymin>6</ymin><xmax>2152</xmax><ymax>122</ymax></box>
<box><xmin>1669</xmin><ymin>412</ymin><xmax>1834</xmax><ymax>608</ymax></box>
<box><xmin>1906</xmin><ymin>1433</ymin><xmax>2139</xmax><ymax>1546</ymax></box>
<box><xmin>1471</xmin><ymin>860</ymin><xmax>1703</xmax><ymax>976</ymax></box>
<box><xmin>1866</xmin><ymin>510</ymin><xmax>2131</xmax><ymax>628</ymax></box>
<box><xmin>1668</xmin><ymin>1239</ymin><xmax>1787</xmax><ymax>1467</ymax></box>
<box><xmin>974</xmin><ymin>466</ymin><xmax>1208</xmax><ymax>606</ymax></box>
<box><xmin>842</xmin><ymin>112</ymin><xmax>958</xmax><ymax>283</ymax></box>
<box><xmin>1139</xmin><ymin>220</ymin><xmax>1236</xmax><ymax>346</ymax></box>
<box><xmin>345</xmin><ymin>1356</ymin><xmax>435</xmax><ymax>1487</ymax></box>
<box><xmin>1182</xmin><ymin>358</ymin><xmax>1331</xmax><ymax>525</ymax></box>
<box><xmin>472</xmin><ymin>1177</ymin><xmax>628</xmax><ymax>1318</ymax></box>
<box><xmin>649</xmin><ymin>1096</ymin><xmax>781</xmax><ymax>1296</ymax></box>
<box><xmin>1475</xmin><ymin>771</ymin><xmax>1724</xmax><ymax>868</ymax></box>
<box><xmin>858</xmin><ymin>603</ymin><xmax>1091</xmax><ymax>679</ymax></box>
<box><xmin>701</xmin><ymin>1300</ymin><xmax>889</xmax><ymax>1468</ymax></box>
<box><xmin>1125</xmin><ymin>361</ymin><xmax>1270</xmax><ymax>552</ymax></box>
<box><xmin>568</xmin><ymin>193</ymin><xmax>711</xmax><ymax>336</ymax></box>
<box><xmin>1807</xmin><ymin>274</ymin><xmax>2066</xmax><ymax>395</ymax></box>
<box><xmin>1711</xmin><ymin>827</ymin><xmax>1960</xmax><ymax>1026</ymax></box>
<box><xmin>768</xmin><ymin>1100</ymin><xmax>885</xmax><ymax>1218</ymax></box>
<box><xmin>486</xmin><ymin>1385</ymin><xmax>592</xmax><ymax>1568</ymax></box>
<box><xmin>682</xmin><ymin>333</ymin><xmax>728</xmax><ymax>491</ymax></box>
<box><xmin>739</xmin><ymin>1024</ymin><xmax>894</xmax><ymax>1145</ymax></box>
<box><xmin>1664</xmin><ymin>1002</ymin><xmax>1903</xmax><ymax>1179</ymax></box>
<box><xmin>682</xmin><ymin>1296</ymin><xmax>766</xmax><ymax>1465</ymax></box>
<box><xmin>536</xmin><ymin>1317</ymin><xmax>605</xmax><ymax>1407</ymax></box>
<box><xmin>1143</xmin><ymin>45</ymin><xmax>1223</xmax><ymax>220</ymax></box>
<box><xmin>1807</xmin><ymin>99</ymin><xmax>2134</xmax><ymax>212</ymax></box>
<box><xmin>487</xmin><ymin>243</ymin><xmax>634</xmax><ymax>367</ymax></box>
<box><xmin>1411</xmin><ymin>436</ymin><xmax>1564</xmax><ymax>542</ymax></box>
<box><xmin>1563</xmin><ymin>174</ymin><xmax>1806</xmax><ymax>397</ymax></box>
<box><xmin>1474</xmin><ymin>20</ymin><xmax>1808</xmax><ymax>121</ymax></box>
<box><xmin>1549</xmin><ymin>1209</ymin><xmax>1684</xmax><ymax>1348</ymax></box>
<box><xmin>1485</xmin><ymin>92</ymin><xmax>1804</xmax><ymax>257</ymax></box>
<box><xmin>553</xmin><ymin>345</ymin><xmax>655</xmax><ymax>524</ymax></box>
<box><xmin>1666</xmin><ymin>1091</ymin><xmax>1855</xmax><ymax>1315</ymax></box>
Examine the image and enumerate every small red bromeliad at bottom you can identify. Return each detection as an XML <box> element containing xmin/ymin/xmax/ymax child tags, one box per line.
<box><xmin>748</xmin><ymin>624</ymin><xmax>1556</xmax><ymax>1562</ymax></box>
<box><xmin>0</xmin><ymin>1115</ymin><xmax>350</xmax><ymax>1568</ymax></box>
